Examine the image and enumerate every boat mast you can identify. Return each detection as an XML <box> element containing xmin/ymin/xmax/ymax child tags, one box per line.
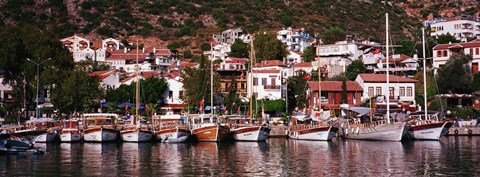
<box><xmin>135</xmin><ymin>42</ymin><xmax>140</xmax><ymax>125</ymax></box>
<box><xmin>210</xmin><ymin>42</ymin><xmax>214</xmax><ymax>119</ymax></box>
<box><xmin>317</xmin><ymin>44</ymin><xmax>322</xmax><ymax>114</ymax></box>
<box><xmin>249</xmin><ymin>38</ymin><xmax>254</xmax><ymax>120</ymax></box>
<box><xmin>386</xmin><ymin>13</ymin><xmax>390</xmax><ymax>124</ymax></box>
<box><xmin>422</xmin><ymin>27</ymin><xmax>428</xmax><ymax>120</ymax></box>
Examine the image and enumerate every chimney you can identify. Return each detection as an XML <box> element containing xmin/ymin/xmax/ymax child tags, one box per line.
<box><xmin>142</xmin><ymin>47</ymin><xmax>145</xmax><ymax>53</ymax></box>
<box><xmin>124</xmin><ymin>47</ymin><xmax>127</xmax><ymax>53</ymax></box>
<box><xmin>413</xmin><ymin>54</ymin><xmax>418</xmax><ymax>60</ymax></box>
<box><xmin>153</xmin><ymin>47</ymin><xmax>156</xmax><ymax>53</ymax></box>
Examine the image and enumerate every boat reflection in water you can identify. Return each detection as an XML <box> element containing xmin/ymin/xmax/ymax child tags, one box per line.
<box><xmin>81</xmin><ymin>143</ymin><xmax>120</xmax><ymax>176</ymax></box>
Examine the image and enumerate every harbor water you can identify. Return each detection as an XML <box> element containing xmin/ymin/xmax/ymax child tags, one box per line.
<box><xmin>0</xmin><ymin>136</ymin><xmax>479</xmax><ymax>176</ymax></box>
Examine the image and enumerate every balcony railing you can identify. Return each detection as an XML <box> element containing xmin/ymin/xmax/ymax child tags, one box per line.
<box><xmin>264</xmin><ymin>85</ymin><xmax>280</xmax><ymax>89</ymax></box>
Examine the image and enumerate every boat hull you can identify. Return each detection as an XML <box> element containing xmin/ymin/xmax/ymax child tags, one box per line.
<box><xmin>232</xmin><ymin>126</ymin><xmax>270</xmax><ymax>141</ymax></box>
<box><xmin>60</xmin><ymin>130</ymin><xmax>82</xmax><ymax>142</ymax></box>
<box><xmin>288</xmin><ymin>126</ymin><xmax>338</xmax><ymax>141</ymax></box>
<box><xmin>155</xmin><ymin>127</ymin><xmax>190</xmax><ymax>143</ymax></box>
<box><xmin>345</xmin><ymin>122</ymin><xmax>408</xmax><ymax>141</ymax></box>
<box><xmin>120</xmin><ymin>129</ymin><xmax>153</xmax><ymax>142</ymax></box>
<box><xmin>34</xmin><ymin>132</ymin><xmax>58</xmax><ymax>143</ymax></box>
<box><xmin>83</xmin><ymin>128</ymin><xmax>118</xmax><ymax>142</ymax></box>
<box><xmin>191</xmin><ymin>125</ymin><xmax>230</xmax><ymax>142</ymax></box>
<box><xmin>408</xmin><ymin>121</ymin><xmax>453</xmax><ymax>140</ymax></box>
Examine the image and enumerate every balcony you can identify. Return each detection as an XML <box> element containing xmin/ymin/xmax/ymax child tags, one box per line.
<box><xmin>264</xmin><ymin>85</ymin><xmax>280</xmax><ymax>89</ymax></box>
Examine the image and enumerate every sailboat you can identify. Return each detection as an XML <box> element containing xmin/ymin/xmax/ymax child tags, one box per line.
<box><xmin>190</xmin><ymin>45</ymin><xmax>230</xmax><ymax>142</ymax></box>
<box><xmin>153</xmin><ymin>113</ymin><xmax>191</xmax><ymax>143</ymax></box>
<box><xmin>406</xmin><ymin>28</ymin><xmax>453</xmax><ymax>140</ymax></box>
<box><xmin>287</xmin><ymin>40</ymin><xmax>338</xmax><ymax>141</ymax></box>
<box><xmin>229</xmin><ymin>37</ymin><xmax>271</xmax><ymax>141</ymax></box>
<box><xmin>120</xmin><ymin>43</ymin><xmax>153</xmax><ymax>142</ymax></box>
<box><xmin>344</xmin><ymin>13</ymin><xmax>409</xmax><ymax>141</ymax></box>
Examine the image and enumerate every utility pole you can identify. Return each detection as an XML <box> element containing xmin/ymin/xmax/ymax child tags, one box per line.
<box><xmin>26</xmin><ymin>57</ymin><xmax>52</xmax><ymax>119</ymax></box>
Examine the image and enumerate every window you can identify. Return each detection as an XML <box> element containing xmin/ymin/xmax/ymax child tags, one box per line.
<box><xmin>376</xmin><ymin>87</ymin><xmax>382</xmax><ymax>96</ymax></box>
<box><xmin>407</xmin><ymin>87</ymin><xmax>413</xmax><ymax>97</ymax></box>
<box><xmin>443</xmin><ymin>50</ymin><xmax>447</xmax><ymax>57</ymax></box>
<box><xmin>400</xmin><ymin>87</ymin><xmax>405</xmax><ymax>97</ymax></box>
<box><xmin>271</xmin><ymin>78</ymin><xmax>276</xmax><ymax>86</ymax></box>
<box><xmin>389</xmin><ymin>87</ymin><xmax>394</xmax><ymax>99</ymax></box>
<box><xmin>169</xmin><ymin>91</ymin><xmax>173</xmax><ymax>98</ymax></box>
<box><xmin>368</xmin><ymin>87</ymin><xmax>374</xmax><ymax>97</ymax></box>
<box><xmin>253</xmin><ymin>78</ymin><xmax>258</xmax><ymax>86</ymax></box>
<box><xmin>262</xmin><ymin>78</ymin><xmax>267</xmax><ymax>85</ymax></box>
<box><xmin>476</xmin><ymin>48</ymin><xmax>479</xmax><ymax>55</ymax></box>
<box><xmin>179</xmin><ymin>91</ymin><xmax>184</xmax><ymax>97</ymax></box>
<box><xmin>437</xmin><ymin>51</ymin><xmax>442</xmax><ymax>57</ymax></box>
<box><xmin>470</xmin><ymin>48</ymin><xmax>474</xmax><ymax>55</ymax></box>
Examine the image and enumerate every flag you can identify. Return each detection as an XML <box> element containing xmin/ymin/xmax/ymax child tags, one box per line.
<box><xmin>237</xmin><ymin>106</ymin><xmax>240</xmax><ymax>113</ymax></box>
<box><xmin>145</xmin><ymin>104</ymin><xmax>148</xmax><ymax>111</ymax></box>
<box><xmin>199</xmin><ymin>98</ymin><xmax>204</xmax><ymax>113</ymax></box>
<box><xmin>125</xmin><ymin>104</ymin><xmax>129</xmax><ymax>111</ymax></box>
<box><xmin>303</xmin><ymin>74</ymin><xmax>311</xmax><ymax>81</ymax></box>
<box><xmin>372</xmin><ymin>48</ymin><xmax>380</xmax><ymax>54</ymax></box>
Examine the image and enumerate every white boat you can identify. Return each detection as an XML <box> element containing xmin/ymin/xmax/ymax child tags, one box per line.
<box><xmin>153</xmin><ymin>114</ymin><xmax>190</xmax><ymax>143</ymax></box>
<box><xmin>287</xmin><ymin>113</ymin><xmax>338</xmax><ymax>141</ymax></box>
<box><xmin>60</xmin><ymin>119</ymin><xmax>82</xmax><ymax>142</ymax></box>
<box><xmin>407</xmin><ymin>111</ymin><xmax>453</xmax><ymax>140</ymax></box>
<box><xmin>229</xmin><ymin>117</ymin><xmax>270</xmax><ymax>141</ymax></box>
<box><xmin>35</xmin><ymin>126</ymin><xmax>62</xmax><ymax>143</ymax></box>
<box><xmin>120</xmin><ymin>121</ymin><xmax>153</xmax><ymax>142</ymax></box>
<box><xmin>83</xmin><ymin>113</ymin><xmax>119</xmax><ymax>142</ymax></box>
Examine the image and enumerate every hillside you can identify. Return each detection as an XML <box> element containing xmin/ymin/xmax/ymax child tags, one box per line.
<box><xmin>1</xmin><ymin>0</ymin><xmax>478</xmax><ymax>51</ymax></box>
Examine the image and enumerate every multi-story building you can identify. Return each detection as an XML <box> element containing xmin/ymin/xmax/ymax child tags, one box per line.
<box><xmin>0</xmin><ymin>76</ymin><xmax>14</xmax><ymax>104</ymax></box>
<box><xmin>216</xmin><ymin>58</ymin><xmax>248</xmax><ymax>96</ymax></box>
<box><xmin>247</xmin><ymin>60</ymin><xmax>287</xmax><ymax>100</ymax></box>
<box><xmin>60</xmin><ymin>35</ymin><xmax>118</xmax><ymax>62</ymax></box>
<box><xmin>213</xmin><ymin>28</ymin><xmax>244</xmax><ymax>44</ymax></box>
<box><xmin>429</xmin><ymin>17</ymin><xmax>480</xmax><ymax>40</ymax></box>
<box><xmin>432</xmin><ymin>39</ymin><xmax>480</xmax><ymax>74</ymax></box>
<box><xmin>375</xmin><ymin>54</ymin><xmax>419</xmax><ymax>77</ymax></box>
<box><xmin>355</xmin><ymin>74</ymin><xmax>417</xmax><ymax>105</ymax></box>
<box><xmin>307</xmin><ymin>81</ymin><xmax>363</xmax><ymax>110</ymax></box>
<box><xmin>277</xmin><ymin>27</ymin><xmax>312</xmax><ymax>52</ymax></box>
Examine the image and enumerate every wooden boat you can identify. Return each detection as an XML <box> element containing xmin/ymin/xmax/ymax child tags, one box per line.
<box><xmin>287</xmin><ymin>112</ymin><xmax>338</xmax><ymax>141</ymax></box>
<box><xmin>153</xmin><ymin>114</ymin><xmax>190</xmax><ymax>143</ymax></box>
<box><xmin>120</xmin><ymin>120</ymin><xmax>153</xmax><ymax>142</ymax></box>
<box><xmin>407</xmin><ymin>111</ymin><xmax>453</xmax><ymax>140</ymax></box>
<box><xmin>83</xmin><ymin>113</ymin><xmax>119</xmax><ymax>142</ymax></box>
<box><xmin>35</xmin><ymin>126</ymin><xmax>62</xmax><ymax>143</ymax></box>
<box><xmin>345</xmin><ymin>119</ymin><xmax>409</xmax><ymax>141</ymax></box>
<box><xmin>228</xmin><ymin>117</ymin><xmax>270</xmax><ymax>141</ymax></box>
<box><xmin>60</xmin><ymin>119</ymin><xmax>82</xmax><ymax>142</ymax></box>
<box><xmin>190</xmin><ymin>114</ymin><xmax>230</xmax><ymax>142</ymax></box>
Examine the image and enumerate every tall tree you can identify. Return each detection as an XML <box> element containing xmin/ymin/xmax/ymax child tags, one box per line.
<box><xmin>321</xmin><ymin>27</ymin><xmax>345</xmax><ymax>44</ymax></box>
<box><xmin>223</xmin><ymin>75</ymin><xmax>241</xmax><ymax>114</ymax></box>
<box><xmin>229</xmin><ymin>39</ymin><xmax>249</xmax><ymax>58</ymax></box>
<box><xmin>395</xmin><ymin>38</ymin><xmax>415</xmax><ymax>56</ymax></box>
<box><xmin>437</xmin><ymin>54</ymin><xmax>472</xmax><ymax>94</ymax></box>
<box><xmin>287</xmin><ymin>73</ymin><xmax>309</xmax><ymax>113</ymax></box>
<box><xmin>345</xmin><ymin>60</ymin><xmax>367</xmax><ymax>80</ymax></box>
<box><xmin>253</xmin><ymin>32</ymin><xmax>287</xmax><ymax>62</ymax></box>
<box><xmin>180</xmin><ymin>55</ymin><xmax>220</xmax><ymax>110</ymax></box>
<box><xmin>436</xmin><ymin>33</ymin><xmax>460</xmax><ymax>44</ymax></box>
<box><xmin>303</xmin><ymin>46</ymin><xmax>315</xmax><ymax>62</ymax></box>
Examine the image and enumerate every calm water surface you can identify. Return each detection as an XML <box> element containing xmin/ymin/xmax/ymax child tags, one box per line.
<box><xmin>0</xmin><ymin>136</ymin><xmax>479</xmax><ymax>176</ymax></box>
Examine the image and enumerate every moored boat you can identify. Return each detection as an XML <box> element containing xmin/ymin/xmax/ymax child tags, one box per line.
<box><xmin>60</xmin><ymin>119</ymin><xmax>82</xmax><ymax>142</ymax></box>
<box><xmin>287</xmin><ymin>112</ymin><xmax>338</xmax><ymax>141</ymax></box>
<box><xmin>407</xmin><ymin>111</ymin><xmax>453</xmax><ymax>140</ymax></box>
<box><xmin>82</xmin><ymin>113</ymin><xmax>119</xmax><ymax>142</ymax></box>
<box><xmin>35</xmin><ymin>126</ymin><xmax>62</xmax><ymax>143</ymax></box>
<box><xmin>153</xmin><ymin>114</ymin><xmax>190</xmax><ymax>143</ymax></box>
<box><xmin>120</xmin><ymin>119</ymin><xmax>153</xmax><ymax>142</ymax></box>
<box><xmin>228</xmin><ymin>116</ymin><xmax>270</xmax><ymax>141</ymax></box>
<box><xmin>190</xmin><ymin>114</ymin><xmax>229</xmax><ymax>142</ymax></box>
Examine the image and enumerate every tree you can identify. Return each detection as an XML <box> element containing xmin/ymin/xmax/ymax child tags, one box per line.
<box><xmin>436</xmin><ymin>33</ymin><xmax>460</xmax><ymax>44</ymax></box>
<box><xmin>395</xmin><ymin>38</ymin><xmax>415</xmax><ymax>56</ymax></box>
<box><xmin>183</xmin><ymin>50</ymin><xmax>193</xmax><ymax>59</ymax></box>
<box><xmin>105</xmin><ymin>77</ymin><xmax>168</xmax><ymax>105</ymax></box>
<box><xmin>321</xmin><ymin>27</ymin><xmax>345</xmax><ymax>44</ymax></box>
<box><xmin>413</xmin><ymin>70</ymin><xmax>438</xmax><ymax>111</ymax></box>
<box><xmin>345</xmin><ymin>60</ymin><xmax>366</xmax><ymax>80</ymax></box>
<box><xmin>471</xmin><ymin>73</ymin><xmax>480</xmax><ymax>92</ymax></box>
<box><xmin>229</xmin><ymin>39</ymin><xmax>249</xmax><ymax>58</ymax></box>
<box><xmin>180</xmin><ymin>55</ymin><xmax>221</xmax><ymax>111</ymax></box>
<box><xmin>437</xmin><ymin>54</ymin><xmax>472</xmax><ymax>94</ymax></box>
<box><xmin>200</xmin><ymin>43</ymin><xmax>211</xmax><ymax>51</ymax></box>
<box><xmin>253</xmin><ymin>32</ymin><xmax>287</xmax><ymax>62</ymax></box>
<box><xmin>303</xmin><ymin>46</ymin><xmax>315</xmax><ymax>62</ymax></box>
<box><xmin>50</xmin><ymin>70</ymin><xmax>102</xmax><ymax>113</ymax></box>
<box><xmin>287</xmin><ymin>73</ymin><xmax>309</xmax><ymax>113</ymax></box>
<box><xmin>223</xmin><ymin>75</ymin><xmax>241</xmax><ymax>114</ymax></box>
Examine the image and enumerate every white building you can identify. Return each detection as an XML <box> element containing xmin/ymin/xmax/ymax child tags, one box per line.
<box><xmin>60</xmin><ymin>35</ymin><xmax>113</xmax><ymax>62</ymax></box>
<box><xmin>247</xmin><ymin>60</ymin><xmax>287</xmax><ymax>100</ymax></box>
<box><xmin>88</xmin><ymin>70</ymin><xmax>121</xmax><ymax>90</ymax></box>
<box><xmin>430</xmin><ymin>18</ymin><xmax>480</xmax><ymax>40</ymax></box>
<box><xmin>0</xmin><ymin>76</ymin><xmax>13</xmax><ymax>103</ymax></box>
<box><xmin>432</xmin><ymin>39</ymin><xmax>480</xmax><ymax>74</ymax></box>
<box><xmin>355</xmin><ymin>74</ymin><xmax>417</xmax><ymax>104</ymax></box>
<box><xmin>317</xmin><ymin>40</ymin><xmax>383</xmax><ymax>77</ymax></box>
<box><xmin>218</xmin><ymin>57</ymin><xmax>248</xmax><ymax>71</ymax></box>
<box><xmin>213</xmin><ymin>28</ymin><xmax>244</xmax><ymax>44</ymax></box>
<box><xmin>286</xmin><ymin>51</ymin><xmax>304</xmax><ymax>64</ymax></box>
<box><xmin>375</xmin><ymin>54</ymin><xmax>419</xmax><ymax>77</ymax></box>
<box><xmin>277</xmin><ymin>27</ymin><xmax>312</xmax><ymax>52</ymax></box>
<box><xmin>204</xmin><ymin>42</ymin><xmax>231</xmax><ymax>61</ymax></box>
<box><xmin>162</xmin><ymin>72</ymin><xmax>184</xmax><ymax>105</ymax></box>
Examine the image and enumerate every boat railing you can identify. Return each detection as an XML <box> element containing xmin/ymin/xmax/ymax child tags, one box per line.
<box><xmin>290</xmin><ymin>122</ymin><xmax>329</xmax><ymax>131</ymax></box>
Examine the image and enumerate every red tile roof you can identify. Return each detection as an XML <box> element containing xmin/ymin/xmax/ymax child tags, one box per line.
<box><xmin>252</xmin><ymin>69</ymin><xmax>280</xmax><ymax>74</ymax></box>
<box><xmin>378</xmin><ymin>54</ymin><xmax>412</xmax><ymax>63</ymax></box>
<box><xmin>358</xmin><ymin>74</ymin><xmax>418</xmax><ymax>83</ymax></box>
<box><xmin>308</xmin><ymin>81</ymin><xmax>363</xmax><ymax>92</ymax></box>
<box><xmin>294</xmin><ymin>62</ymin><xmax>312</xmax><ymax>67</ymax></box>
<box><xmin>253</xmin><ymin>60</ymin><xmax>286</xmax><ymax>68</ymax></box>
<box><xmin>141</xmin><ymin>71</ymin><xmax>159</xmax><ymax>78</ymax></box>
<box><xmin>225</xmin><ymin>58</ymin><xmax>248</xmax><ymax>64</ymax></box>
<box><xmin>433</xmin><ymin>40</ymin><xmax>480</xmax><ymax>50</ymax></box>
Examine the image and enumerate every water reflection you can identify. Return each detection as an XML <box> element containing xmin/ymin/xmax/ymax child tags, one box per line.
<box><xmin>0</xmin><ymin>137</ymin><xmax>479</xmax><ymax>176</ymax></box>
